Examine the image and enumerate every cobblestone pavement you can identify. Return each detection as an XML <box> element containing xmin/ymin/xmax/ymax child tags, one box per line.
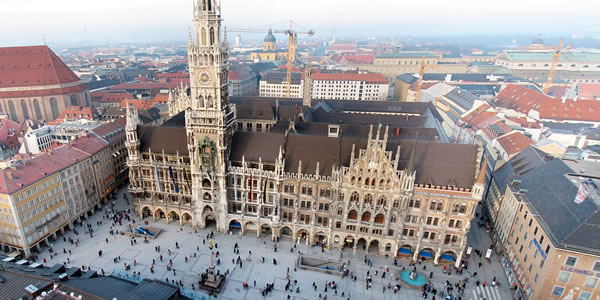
<box><xmin>13</xmin><ymin>187</ymin><xmax>514</xmax><ymax>300</ymax></box>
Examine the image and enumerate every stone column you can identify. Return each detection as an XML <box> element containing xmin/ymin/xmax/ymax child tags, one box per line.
<box><xmin>413</xmin><ymin>245</ymin><xmax>420</xmax><ymax>261</ymax></box>
<box><xmin>455</xmin><ymin>251</ymin><xmax>463</xmax><ymax>268</ymax></box>
<box><xmin>434</xmin><ymin>251</ymin><xmax>441</xmax><ymax>265</ymax></box>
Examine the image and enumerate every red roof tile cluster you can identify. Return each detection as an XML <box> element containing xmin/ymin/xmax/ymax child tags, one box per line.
<box><xmin>0</xmin><ymin>117</ymin><xmax>22</xmax><ymax>148</ymax></box>
<box><xmin>110</xmin><ymin>82</ymin><xmax>182</xmax><ymax>90</ymax></box>
<box><xmin>152</xmin><ymin>93</ymin><xmax>169</xmax><ymax>104</ymax></box>
<box><xmin>229</xmin><ymin>68</ymin><xmax>254</xmax><ymax>81</ymax></box>
<box><xmin>546</xmin><ymin>86</ymin><xmax>567</xmax><ymax>98</ymax></box>
<box><xmin>0</xmin><ymin>46</ymin><xmax>80</xmax><ymax>89</ymax></box>
<box><xmin>339</xmin><ymin>55</ymin><xmax>374</xmax><ymax>64</ymax></box>
<box><xmin>47</xmin><ymin>106</ymin><xmax>97</xmax><ymax>125</ymax></box>
<box><xmin>578</xmin><ymin>83</ymin><xmax>600</xmax><ymax>100</ymax></box>
<box><xmin>0</xmin><ymin>136</ymin><xmax>107</xmax><ymax>194</ymax></box>
<box><xmin>120</xmin><ymin>99</ymin><xmax>154</xmax><ymax>110</ymax></box>
<box><xmin>326</xmin><ymin>43</ymin><xmax>357</xmax><ymax>51</ymax></box>
<box><xmin>91</xmin><ymin>90</ymin><xmax>134</xmax><ymax>104</ymax></box>
<box><xmin>505</xmin><ymin>116</ymin><xmax>540</xmax><ymax>129</ymax></box>
<box><xmin>312</xmin><ymin>72</ymin><xmax>387</xmax><ymax>84</ymax></box>
<box><xmin>496</xmin><ymin>84</ymin><xmax>600</xmax><ymax>123</ymax></box>
<box><xmin>497</xmin><ymin>131</ymin><xmax>531</xmax><ymax>156</ymax></box>
<box><xmin>91</xmin><ymin>121</ymin><xmax>124</xmax><ymax>144</ymax></box>
<box><xmin>157</xmin><ymin>72</ymin><xmax>189</xmax><ymax>79</ymax></box>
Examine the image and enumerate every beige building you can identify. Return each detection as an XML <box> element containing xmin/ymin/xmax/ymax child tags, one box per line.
<box><xmin>489</xmin><ymin>148</ymin><xmax>600</xmax><ymax>300</ymax></box>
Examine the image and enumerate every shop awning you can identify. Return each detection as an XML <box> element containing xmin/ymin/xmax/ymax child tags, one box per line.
<box><xmin>419</xmin><ymin>251</ymin><xmax>433</xmax><ymax>258</ymax></box>
<box><xmin>441</xmin><ymin>254</ymin><xmax>455</xmax><ymax>261</ymax></box>
<box><xmin>398</xmin><ymin>248</ymin><xmax>412</xmax><ymax>255</ymax></box>
<box><xmin>229</xmin><ymin>221</ymin><xmax>241</xmax><ymax>229</ymax></box>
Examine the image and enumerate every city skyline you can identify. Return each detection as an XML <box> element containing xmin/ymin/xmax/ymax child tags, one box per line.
<box><xmin>2</xmin><ymin>0</ymin><xmax>600</xmax><ymax>46</ymax></box>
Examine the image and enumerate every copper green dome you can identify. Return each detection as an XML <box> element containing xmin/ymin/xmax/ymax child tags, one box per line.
<box><xmin>264</xmin><ymin>29</ymin><xmax>276</xmax><ymax>43</ymax></box>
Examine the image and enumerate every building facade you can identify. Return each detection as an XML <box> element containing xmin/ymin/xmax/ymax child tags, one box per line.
<box><xmin>127</xmin><ymin>0</ymin><xmax>484</xmax><ymax>267</ymax></box>
<box><xmin>0</xmin><ymin>46</ymin><xmax>91</xmax><ymax>123</ymax></box>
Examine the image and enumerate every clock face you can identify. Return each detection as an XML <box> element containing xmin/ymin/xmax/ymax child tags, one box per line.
<box><xmin>199</xmin><ymin>72</ymin><xmax>210</xmax><ymax>85</ymax></box>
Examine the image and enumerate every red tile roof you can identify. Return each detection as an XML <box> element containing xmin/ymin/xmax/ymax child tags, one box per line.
<box><xmin>120</xmin><ymin>99</ymin><xmax>154</xmax><ymax>110</ymax></box>
<box><xmin>460</xmin><ymin>103</ymin><xmax>493</xmax><ymax>124</ymax></box>
<box><xmin>546</xmin><ymin>86</ymin><xmax>567</xmax><ymax>98</ymax></box>
<box><xmin>0</xmin><ymin>143</ymin><xmax>94</xmax><ymax>194</ymax></box>
<box><xmin>110</xmin><ymin>82</ymin><xmax>182</xmax><ymax>90</ymax></box>
<box><xmin>578</xmin><ymin>83</ymin><xmax>600</xmax><ymax>100</ymax></box>
<box><xmin>327</xmin><ymin>43</ymin><xmax>357</xmax><ymax>51</ymax></box>
<box><xmin>156</xmin><ymin>72</ymin><xmax>189</xmax><ymax>79</ymax></box>
<box><xmin>47</xmin><ymin>106</ymin><xmax>96</xmax><ymax>125</ymax></box>
<box><xmin>70</xmin><ymin>135</ymin><xmax>109</xmax><ymax>156</ymax></box>
<box><xmin>152</xmin><ymin>93</ymin><xmax>169</xmax><ymax>104</ymax></box>
<box><xmin>91</xmin><ymin>91</ymin><xmax>134</xmax><ymax>103</ymax></box>
<box><xmin>497</xmin><ymin>131</ymin><xmax>531</xmax><ymax>156</ymax></box>
<box><xmin>91</xmin><ymin>121</ymin><xmax>124</xmax><ymax>144</ymax></box>
<box><xmin>312</xmin><ymin>72</ymin><xmax>387</xmax><ymax>84</ymax></box>
<box><xmin>496</xmin><ymin>84</ymin><xmax>600</xmax><ymax>123</ymax></box>
<box><xmin>0</xmin><ymin>117</ymin><xmax>22</xmax><ymax>148</ymax></box>
<box><xmin>0</xmin><ymin>45</ymin><xmax>80</xmax><ymax>89</ymax></box>
<box><xmin>339</xmin><ymin>55</ymin><xmax>374</xmax><ymax>64</ymax></box>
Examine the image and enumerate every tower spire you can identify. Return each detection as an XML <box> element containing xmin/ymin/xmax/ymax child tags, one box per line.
<box><xmin>302</xmin><ymin>52</ymin><xmax>313</xmax><ymax>107</ymax></box>
<box><xmin>406</xmin><ymin>139</ymin><xmax>417</xmax><ymax>174</ymax></box>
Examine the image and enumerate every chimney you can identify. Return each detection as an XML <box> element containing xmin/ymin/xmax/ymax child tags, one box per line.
<box><xmin>7</xmin><ymin>172</ymin><xmax>14</xmax><ymax>180</ymax></box>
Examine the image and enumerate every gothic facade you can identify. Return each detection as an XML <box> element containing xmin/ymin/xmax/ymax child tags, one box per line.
<box><xmin>126</xmin><ymin>0</ymin><xmax>484</xmax><ymax>268</ymax></box>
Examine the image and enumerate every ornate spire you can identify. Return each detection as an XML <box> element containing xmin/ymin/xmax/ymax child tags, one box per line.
<box><xmin>406</xmin><ymin>139</ymin><xmax>417</xmax><ymax>174</ymax></box>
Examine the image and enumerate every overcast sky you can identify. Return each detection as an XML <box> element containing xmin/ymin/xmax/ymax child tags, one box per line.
<box><xmin>2</xmin><ymin>0</ymin><xmax>600</xmax><ymax>46</ymax></box>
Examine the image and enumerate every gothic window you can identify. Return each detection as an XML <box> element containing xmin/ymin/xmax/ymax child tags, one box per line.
<box><xmin>209</xmin><ymin>54</ymin><xmax>214</xmax><ymax>65</ymax></box>
<box><xmin>33</xmin><ymin>99</ymin><xmax>42</xmax><ymax>120</ymax></box>
<box><xmin>393</xmin><ymin>199</ymin><xmax>399</xmax><ymax>208</ymax></box>
<box><xmin>20</xmin><ymin>99</ymin><xmax>29</xmax><ymax>120</ymax></box>
<box><xmin>379</xmin><ymin>179</ymin><xmax>385</xmax><ymax>187</ymax></box>
<box><xmin>390</xmin><ymin>214</ymin><xmax>396</xmax><ymax>223</ymax></box>
<box><xmin>430</xmin><ymin>200</ymin><xmax>437</xmax><ymax>210</ymax></box>
<box><xmin>377</xmin><ymin>196</ymin><xmax>387</xmax><ymax>207</ymax></box>
<box><xmin>361</xmin><ymin>211</ymin><xmax>371</xmax><ymax>222</ymax></box>
<box><xmin>201</xmin><ymin>28</ymin><xmax>207</xmax><ymax>46</ymax></box>
<box><xmin>207</xmin><ymin>0</ymin><xmax>211</xmax><ymax>11</ymax></box>
<box><xmin>49</xmin><ymin>97</ymin><xmax>59</xmax><ymax>120</ymax></box>
<box><xmin>347</xmin><ymin>210</ymin><xmax>357</xmax><ymax>220</ymax></box>
<box><xmin>350</xmin><ymin>192</ymin><xmax>359</xmax><ymax>204</ymax></box>
<box><xmin>371</xmin><ymin>178</ymin><xmax>376</xmax><ymax>186</ymax></box>
<box><xmin>7</xmin><ymin>100</ymin><xmax>17</xmax><ymax>121</ymax></box>
<box><xmin>363</xmin><ymin>194</ymin><xmax>373</xmax><ymax>206</ymax></box>
<box><xmin>209</xmin><ymin>28</ymin><xmax>215</xmax><ymax>45</ymax></box>
<box><xmin>70</xmin><ymin>95</ymin><xmax>77</xmax><ymax>106</ymax></box>
<box><xmin>202</xmin><ymin>0</ymin><xmax>207</xmax><ymax>10</ymax></box>
<box><xmin>202</xmin><ymin>178</ymin><xmax>211</xmax><ymax>188</ymax></box>
<box><xmin>374</xmin><ymin>214</ymin><xmax>384</xmax><ymax>224</ymax></box>
<box><xmin>337</xmin><ymin>207</ymin><xmax>343</xmax><ymax>216</ymax></box>
<box><xmin>437</xmin><ymin>201</ymin><xmax>444</xmax><ymax>211</ymax></box>
<box><xmin>364</xmin><ymin>178</ymin><xmax>369</xmax><ymax>185</ymax></box>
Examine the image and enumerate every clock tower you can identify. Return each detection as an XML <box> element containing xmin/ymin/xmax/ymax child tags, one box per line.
<box><xmin>186</xmin><ymin>0</ymin><xmax>236</xmax><ymax>232</ymax></box>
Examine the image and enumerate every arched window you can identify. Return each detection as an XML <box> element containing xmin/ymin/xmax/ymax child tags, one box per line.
<box><xmin>437</xmin><ymin>201</ymin><xmax>444</xmax><ymax>211</ymax></box>
<box><xmin>337</xmin><ymin>207</ymin><xmax>343</xmax><ymax>216</ymax></box>
<box><xmin>374</xmin><ymin>214</ymin><xmax>384</xmax><ymax>224</ymax></box>
<box><xmin>209</xmin><ymin>27</ymin><xmax>215</xmax><ymax>45</ymax></box>
<box><xmin>20</xmin><ymin>99</ymin><xmax>29</xmax><ymax>120</ymax></box>
<box><xmin>49</xmin><ymin>97</ymin><xmax>59</xmax><ymax>120</ymax></box>
<box><xmin>364</xmin><ymin>178</ymin><xmax>370</xmax><ymax>185</ymax></box>
<box><xmin>7</xmin><ymin>100</ymin><xmax>17</xmax><ymax>121</ymax></box>
<box><xmin>201</xmin><ymin>28</ymin><xmax>207</xmax><ymax>46</ymax></box>
<box><xmin>361</xmin><ymin>211</ymin><xmax>371</xmax><ymax>222</ymax></box>
<box><xmin>350</xmin><ymin>192</ymin><xmax>359</xmax><ymax>204</ymax></box>
<box><xmin>347</xmin><ymin>210</ymin><xmax>357</xmax><ymax>220</ymax></box>
<box><xmin>70</xmin><ymin>95</ymin><xmax>77</xmax><ymax>106</ymax></box>
<box><xmin>363</xmin><ymin>194</ymin><xmax>373</xmax><ymax>206</ymax></box>
<box><xmin>377</xmin><ymin>196</ymin><xmax>387</xmax><ymax>207</ymax></box>
<box><xmin>393</xmin><ymin>199</ymin><xmax>399</xmax><ymax>208</ymax></box>
<box><xmin>430</xmin><ymin>200</ymin><xmax>437</xmax><ymax>210</ymax></box>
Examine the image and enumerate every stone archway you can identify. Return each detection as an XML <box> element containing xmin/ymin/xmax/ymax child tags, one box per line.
<box><xmin>260</xmin><ymin>224</ymin><xmax>272</xmax><ymax>238</ymax></box>
<box><xmin>280</xmin><ymin>226</ymin><xmax>293</xmax><ymax>239</ymax></box>
<box><xmin>245</xmin><ymin>221</ymin><xmax>257</xmax><ymax>235</ymax></box>
<box><xmin>343</xmin><ymin>235</ymin><xmax>355</xmax><ymax>248</ymax></box>
<box><xmin>398</xmin><ymin>244</ymin><xmax>413</xmax><ymax>257</ymax></box>
<box><xmin>315</xmin><ymin>231</ymin><xmax>327</xmax><ymax>245</ymax></box>
<box><xmin>368</xmin><ymin>240</ymin><xmax>380</xmax><ymax>255</ymax></box>
<box><xmin>357</xmin><ymin>238</ymin><xmax>368</xmax><ymax>251</ymax></box>
<box><xmin>154</xmin><ymin>208</ymin><xmax>166</xmax><ymax>220</ymax></box>
<box><xmin>440</xmin><ymin>251</ymin><xmax>457</xmax><ymax>263</ymax></box>
<box><xmin>141</xmin><ymin>206</ymin><xmax>152</xmax><ymax>219</ymax></box>
<box><xmin>167</xmin><ymin>211</ymin><xmax>180</xmax><ymax>224</ymax></box>
<box><xmin>229</xmin><ymin>219</ymin><xmax>242</xmax><ymax>234</ymax></box>
<box><xmin>296</xmin><ymin>229</ymin><xmax>310</xmax><ymax>244</ymax></box>
<box><xmin>181</xmin><ymin>212</ymin><xmax>193</xmax><ymax>225</ymax></box>
<box><xmin>419</xmin><ymin>247</ymin><xmax>435</xmax><ymax>261</ymax></box>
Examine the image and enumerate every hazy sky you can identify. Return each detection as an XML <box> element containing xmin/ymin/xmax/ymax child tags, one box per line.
<box><xmin>2</xmin><ymin>0</ymin><xmax>600</xmax><ymax>46</ymax></box>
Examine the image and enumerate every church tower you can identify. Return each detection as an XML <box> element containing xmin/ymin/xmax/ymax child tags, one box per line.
<box><xmin>186</xmin><ymin>0</ymin><xmax>236</xmax><ymax>232</ymax></box>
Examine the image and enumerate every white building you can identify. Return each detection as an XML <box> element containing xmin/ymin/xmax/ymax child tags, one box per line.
<box><xmin>260</xmin><ymin>71</ymin><xmax>389</xmax><ymax>100</ymax></box>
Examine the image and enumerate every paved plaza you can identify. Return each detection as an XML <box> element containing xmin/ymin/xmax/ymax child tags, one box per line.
<box><xmin>16</xmin><ymin>187</ymin><xmax>515</xmax><ymax>300</ymax></box>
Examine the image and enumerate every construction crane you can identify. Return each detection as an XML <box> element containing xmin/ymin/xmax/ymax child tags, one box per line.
<box><xmin>228</xmin><ymin>21</ymin><xmax>314</xmax><ymax>97</ymax></box>
<box><xmin>543</xmin><ymin>39</ymin><xmax>564</xmax><ymax>94</ymax></box>
<box><xmin>414</xmin><ymin>56</ymin><xmax>441</xmax><ymax>101</ymax></box>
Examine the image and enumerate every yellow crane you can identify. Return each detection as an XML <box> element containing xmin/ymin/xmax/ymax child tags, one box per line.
<box><xmin>414</xmin><ymin>56</ymin><xmax>441</xmax><ymax>101</ymax></box>
<box><xmin>543</xmin><ymin>39</ymin><xmax>564</xmax><ymax>94</ymax></box>
<box><xmin>228</xmin><ymin>22</ymin><xmax>314</xmax><ymax>97</ymax></box>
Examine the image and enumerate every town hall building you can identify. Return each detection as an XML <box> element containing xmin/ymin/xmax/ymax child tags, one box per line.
<box><xmin>126</xmin><ymin>0</ymin><xmax>484</xmax><ymax>268</ymax></box>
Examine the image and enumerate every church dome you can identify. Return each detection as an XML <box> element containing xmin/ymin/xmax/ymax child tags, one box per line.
<box><xmin>531</xmin><ymin>34</ymin><xmax>544</xmax><ymax>45</ymax></box>
<box><xmin>264</xmin><ymin>29</ymin><xmax>276</xmax><ymax>43</ymax></box>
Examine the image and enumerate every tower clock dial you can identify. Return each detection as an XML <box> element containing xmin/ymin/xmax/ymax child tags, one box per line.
<box><xmin>198</xmin><ymin>72</ymin><xmax>211</xmax><ymax>85</ymax></box>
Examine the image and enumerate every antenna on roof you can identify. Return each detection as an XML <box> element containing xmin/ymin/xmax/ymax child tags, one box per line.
<box><xmin>42</xmin><ymin>33</ymin><xmax>47</xmax><ymax>45</ymax></box>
